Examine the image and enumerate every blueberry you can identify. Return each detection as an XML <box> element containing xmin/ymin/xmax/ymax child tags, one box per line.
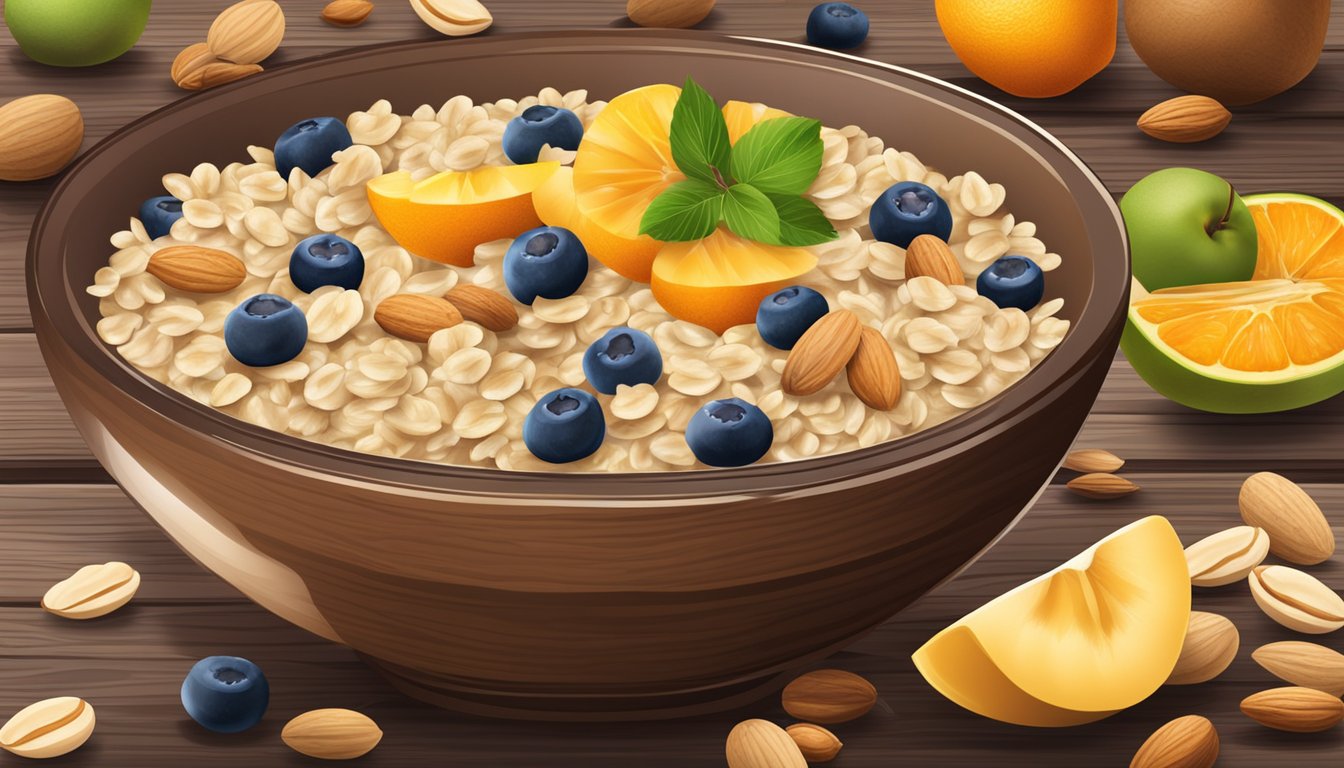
<box><xmin>806</xmin><ymin>3</ymin><xmax>870</xmax><ymax>50</ymax></box>
<box><xmin>869</xmin><ymin>181</ymin><xmax>953</xmax><ymax>249</ymax></box>
<box><xmin>685</xmin><ymin>398</ymin><xmax>774</xmax><ymax>468</ymax></box>
<box><xmin>138</xmin><ymin>195</ymin><xmax>183</xmax><ymax>240</ymax></box>
<box><xmin>290</xmin><ymin>234</ymin><xmax>365</xmax><ymax>293</ymax></box>
<box><xmin>224</xmin><ymin>294</ymin><xmax>308</xmax><ymax>367</ymax></box>
<box><xmin>523</xmin><ymin>388</ymin><xmax>605</xmax><ymax>463</ymax></box>
<box><xmin>180</xmin><ymin>656</ymin><xmax>269</xmax><ymax>734</ymax></box>
<box><xmin>756</xmin><ymin>286</ymin><xmax>830</xmax><ymax>350</ymax></box>
<box><xmin>977</xmin><ymin>255</ymin><xmax>1045</xmax><ymax>311</ymax></box>
<box><xmin>274</xmin><ymin>117</ymin><xmax>353</xmax><ymax>180</ymax></box>
<box><xmin>582</xmin><ymin>327</ymin><xmax>663</xmax><ymax>394</ymax></box>
<box><xmin>502</xmin><ymin>105</ymin><xmax>585</xmax><ymax>165</ymax></box>
<box><xmin>503</xmin><ymin>226</ymin><xmax>589</xmax><ymax>304</ymax></box>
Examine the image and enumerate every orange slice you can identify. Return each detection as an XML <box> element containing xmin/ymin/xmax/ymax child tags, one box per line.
<box><xmin>533</xmin><ymin>165</ymin><xmax>662</xmax><ymax>282</ymax></box>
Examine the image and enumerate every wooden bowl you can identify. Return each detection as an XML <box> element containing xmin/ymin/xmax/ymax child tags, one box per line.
<box><xmin>28</xmin><ymin>31</ymin><xmax>1128</xmax><ymax>721</ymax></box>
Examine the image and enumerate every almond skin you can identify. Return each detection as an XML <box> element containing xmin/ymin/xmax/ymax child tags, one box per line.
<box><xmin>781</xmin><ymin>669</ymin><xmax>877</xmax><ymax>724</ymax></box>
<box><xmin>1253</xmin><ymin>641</ymin><xmax>1344</xmax><ymax>697</ymax></box>
<box><xmin>627</xmin><ymin>0</ymin><xmax>716</xmax><ymax>28</ymax></box>
<box><xmin>147</xmin><ymin>246</ymin><xmax>247</xmax><ymax>293</ymax></box>
<box><xmin>1166</xmin><ymin>611</ymin><xmax>1238</xmax><ymax>685</ymax></box>
<box><xmin>1239</xmin><ymin>472</ymin><xmax>1335</xmax><ymax>565</ymax></box>
<box><xmin>282</xmin><ymin>709</ymin><xmax>382</xmax><ymax>760</ymax></box>
<box><xmin>782</xmin><ymin>310</ymin><xmax>862</xmax><ymax>396</ymax></box>
<box><xmin>904</xmin><ymin>234</ymin><xmax>964</xmax><ymax>285</ymax></box>
<box><xmin>1062</xmin><ymin>448</ymin><xmax>1124</xmax><ymax>474</ymax></box>
<box><xmin>1248</xmin><ymin>564</ymin><xmax>1344</xmax><ymax>634</ymax></box>
<box><xmin>725</xmin><ymin>719</ymin><xmax>806</xmax><ymax>768</ymax></box>
<box><xmin>0</xmin><ymin>94</ymin><xmax>84</xmax><ymax>182</ymax></box>
<box><xmin>1138</xmin><ymin>95</ymin><xmax>1232</xmax><ymax>143</ymax></box>
<box><xmin>176</xmin><ymin>61</ymin><xmax>263</xmax><ymax>91</ymax></box>
<box><xmin>846</xmin><ymin>327</ymin><xmax>901</xmax><ymax>410</ymax></box>
<box><xmin>1066</xmin><ymin>472</ymin><xmax>1141</xmax><ymax>499</ymax></box>
<box><xmin>208</xmin><ymin>0</ymin><xmax>286</xmax><ymax>65</ymax></box>
<box><xmin>1240</xmin><ymin>686</ymin><xmax>1344</xmax><ymax>733</ymax></box>
<box><xmin>322</xmin><ymin>0</ymin><xmax>375</xmax><ymax>26</ymax></box>
<box><xmin>375</xmin><ymin>294</ymin><xmax>463</xmax><ymax>342</ymax></box>
<box><xmin>785</xmin><ymin>723</ymin><xmax>842</xmax><ymax>763</ymax></box>
<box><xmin>1129</xmin><ymin>715</ymin><xmax>1218</xmax><ymax>768</ymax></box>
<box><xmin>445</xmin><ymin>285</ymin><xmax>518</xmax><ymax>331</ymax></box>
<box><xmin>171</xmin><ymin>42</ymin><xmax>218</xmax><ymax>84</ymax></box>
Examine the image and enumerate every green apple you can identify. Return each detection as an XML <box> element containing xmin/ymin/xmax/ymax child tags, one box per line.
<box><xmin>1120</xmin><ymin>167</ymin><xmax>1258</xmax><ymax>291</ymax></box>
<box><xmin>4</xmin><ymin>0</ymin><xmax>152</xmax><ymax>67</ymax></box>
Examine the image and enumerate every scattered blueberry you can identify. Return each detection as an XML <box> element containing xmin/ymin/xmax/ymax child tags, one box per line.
<box><xmin>180</xmin><ymin>656</ymin><xmax>269</xmax><ymax>734</ymax></box>
<box><xmin>502</xmin><ymin>105</ymin><xmax>585</xmax><ymax>165</ymax></box>
<box><xmin>224</xmin><ymin>294</ymin><xmax>308</xmax><ymax>367</ymax></box>
<box><xmin>869</xmin><ymin>181</ymin><xmax>953</xmax><ymax>249</ymax></box>
<box><xmin>685</xmin><ymin>398</ymin><xmax>774</xmax><ymax>468</ymax></box>
<box><xmin>582</xmin><ymin>327</ymin><xmax>663</xmax><ymax>394</ymax></box>
<box><xmin>503</xmin><ymin>225</ymin><xmax>589</xmax><ymax>304</ymax></box>
<box><xmin>138</xmin><ymin>195</ymin><xmax>184</xmax><ymax>240</ymax></box>
<box><xmin>806</xmin><ymin>3</ymin><xmax>870</xmax><ymax>50</ymax></box>
<box><xmin>290</xmin><ymin>234</ymin><xmax>365</xmax><ymax>293</ymax></box>
<box><xmin>756</xmin><ymin>286</ymin><xmax>830</xmax><ymax>350</ymax></box>
<box><xmin>523</xmin><ymin>388</ymin><xmax>606</xmax><ymax>463</ymax></box>
<box><xmin>977</xmin><ymin>255</ymin><xmax>1045</xmax><ymax>311</ymax></box>
<box><xmin>274</xmin><ymin>117</ymin><xmax>353</xmax><ymax>180</ymax></box>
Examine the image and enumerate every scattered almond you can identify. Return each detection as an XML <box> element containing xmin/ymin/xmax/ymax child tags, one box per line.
<box><xmin>0</xmin><ymin>697</ymin><xmax>96</xmax><ymax>759</ymax></box>
<box><xmin>411</xmin><ymin>0</ymin><xmax>493</xmax><ymax>37</ymax></box>
<box><xmin>782</xmin><ymin>310</ymin><xmax>862</xmax><ymax>396</ymax></box>
<box><xmin>0</xmin><ymin>94</ymin><xmax>84</xmax><ymax>182</ymax></box>
<box><xmin>846</xmin><ymin>326</ymin><xmax>901</xmax><ymax>410</ymax></box>
<box><xmin>282</xmin><ymin>708</ymin><xmax>383</xmax><ymax>760</ymax></box>
<box><xmin>627</xmin><ymin>0</ymin><xmax>715</xmax><ymax>28</ymax></box>
<box><xmin>445</xmin><ymin>285</ymin><xmax>518</xmax><ymax>331</ymax></box>
<box><xmin>1166</xmin><ymin>612</ymin><xmax>1238</xmax><ymax>685</ymax></box>
<box><xmin>1138</xmin><ymin>95</ymin><xmax>1232</xmax><ymax>143</ymax></box>
<box><xmin>725</xmin><ymin>719</ymin><xmax>806</xmax><ymax>768</ymax></box>
<box><xmin>1253</xmin><ymin>641</ymin><xmax>1344</xmax><ymax>697</ymax></box>
<box><xmin>208</xmin><ymin>0</ymin><xmax>286</xmax><ymax>65</ymax></box>
<box><xmin>1184</xmin><ymin>525</ymin><xmax>1269</xmax><ymax>587</ymax></box>
<box><xmin>41</xmin><ymin>561</ymin><xmax>141</xmax><ymax>620</ymax></box>
<box><xmin>171</xmin><ymin>42</ymin><xmax>218</xmax><ymax>85</ymax></box>
<box><xmin>904</xmin><ymin>234</ymin><xmax>964</xmax><ymax>285</ymax></box>
<box><xmin>1238</xmin><ymin>471</ymin><xmax>1335</xmax><ymax>565</ymax></box>
<box><xmin>147</xmin><ymin>246</ymin><xmax>247</xmax><ymax>293</ymax></box>
<box><xmin>784</xmin><ymin>723</ymin><xmax>842</xmax><ymax>763</ymax></box>
<box><xmin>375</xmin><ymin>293</ymin><xmax>463</xmax><ymax>342</ymax></box>
<box><xmin>323</xmin><ymin>0</ymin><xmax>375</xmax><ymax>26</ymax></box>
<box><xmin>781</xmin><ymin>669</ymin><xmax>877</xmax><ymax>724</ymax></box>
<box><xmin>176</xmin><ymin>61</ymin><xmax>264</xmax><ymax>91</ymax></box>
<box><xmin>1248</xmin><ymin>564</ymin><xmax>1344</xmax><ymax>634</ymax></box>
<box><xmin>1129</xmin><ymin>715</ymin><xmax>1218</xmax><ymax>768</ymax></box>
<box><xmin>1240</xmin><ymin>686</ymin><xmax>1344</xmax><ymax>733</ymax></box>
<box><xmin>1066</xmin><ymin>472</ymin><xmax>1141</xmax><ymax>499</ymax></box>
<box><xmin>1062</xmin><ymin>448</ymin><xmax>1124</xmax><ymax>474</ymax></box>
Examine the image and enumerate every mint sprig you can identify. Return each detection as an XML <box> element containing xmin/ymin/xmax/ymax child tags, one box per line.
<box><xmin>638</xmin><ymin>77</ymin><xmax>837</xmax><ymax>248</ymax></box>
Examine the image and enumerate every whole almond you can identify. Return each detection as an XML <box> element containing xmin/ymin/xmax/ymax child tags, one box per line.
<box><xmin>725</xmin><ymin>719</ymin><xmax>806</xmax><ymax>768</ymax></box>
<box><xmin>1253</xmin><ymin>641</ymin><xmax>1344</xmax><ymax>697</ymax></box>
<box><xmin>1062</xmin><ymin>448</ymin><xmax>1124</xmax><ymax>474</ymax></box>
<box><xmin>412</xmin><ymin>0</ymin><xmax>494</xmax><ymax>37</ymax></box>
<box><xmin>1167</xmin><ymin>612</ymin><xmax>1239</xmax><ymax>685</ymax></box>
<box><xmin>147</xmin><ymin>246</ymin><xmax>247</xmax><ymax>293</ymax></box>
<box><xmin>0</xmin><ymin>94</ymin><xmax>84</xmax><ymax>182</ymax></box>
<box><xmin>846</xmin><ymin>326</ymin><xmax>901</xmax><ymax>410</ymax></box>
<box><xmin>1248</xmin><ymin>565</ymin><xmax>1344</xmax><ymax>634</ymax></box>
<box><xmin>176</xmin><ymin>61</ymin><xmax>264</xmax><ymax>91</ymax></box>
<box><xmin>781</xmin><ymin>669</ymin><xmax>877</xmax><ymax>724</ymax></box>
<box><xmin>282</xmin><ymin>709</ymin><xmax>383</xmax><ymax>760</ymax></box>
<box><xmin>323</xmin><ymin>0</ymin><xmax>375</xmax><ymax>26</ymax></box>
<box><xmin>1239</xmin><ymin>472</ymin><xmax>1335</xmax><ymax>565</ymax></box>
<box><xmin>785</xmin><ymin>723</ymin><xmax>842</xmax><ymax>763</ymax></box>
<box><xmin>1066</xmin><ymin>472</ymin><xmax>1141</xmax><ymax>499</ymax></box>
<box><xmin>782</xmin><ymin>310</ymin><xmax>862</xmax><ymax>396</ymax></box>
<box><xmin>1138</xmin><ymin>95</ymin><xmax>1232</xmax><ymax>143</ymax></box>
<box><xmin>1129</xmin><ymin>715</ymin><xmax>1218</xmax><ymax>768</ymax></box>
<box><xmin>42</xmin><ymin>561</ymin><xmax>141</xmax><ymax>620</ymax></box>
<box><xmin>627</xmin><ymin>0</ymin><xmax>716</xmax><ymax>28</ymax></box>
<box><xmin>1240</xmin><ymin>686</ymin><xmax>1344</xmax><ymax>732</ymax></box>
<box><xmin>1185</xmin><ymin>525</ymin><xmax>1269</xmax><ymax>587</ymax></box>
<box><xmin>0</xmin><ymin>697</ymin><xmax>95</xmax><ymax>759</ymax></box>
<box><xmin>904</xmin><ymin>234</ymin><xmax>964</xmax><ymax>285</ymax></box>
<box><xmin>445</xmin><ymin>285</ymin><xmax>518</xmax><ymax>331</ymax></box>
<box><xmin>208</xmin><ymin>0</ymin><xmax>286</xmax><ymax>64</ymax></box>
<box><xmin>375</xmin><ymin>293</ymin><xmax>463</xmax><ymax>342</ymax></box>
<box><xmin>171</xmin><ymin>42</ymin><xmax>218</xmax><ymax>85</ymax></box>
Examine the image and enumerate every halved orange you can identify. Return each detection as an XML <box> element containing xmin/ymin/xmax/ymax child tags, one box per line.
<box><xmin>533</xmin><ymin>166</ymin><xmax>662</xmax><ymax>282</ymax></box>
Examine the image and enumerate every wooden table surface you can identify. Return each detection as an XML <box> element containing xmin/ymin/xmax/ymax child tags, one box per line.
<box><xmin>3</xmin><ymin>1</ymin><xmax>1343</xmax><ymax>765</ymax></box>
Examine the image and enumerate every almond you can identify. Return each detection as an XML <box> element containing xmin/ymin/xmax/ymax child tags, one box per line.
<box><xmin>208</xmin><ymin>0</ymin><xmax>286</xmax><ymax>65</ymax></box>
<box><xmin>1129</xmin><ymin>715</ymin><xmax>1218</xmax><ymax>768</ymax></box>
<box><xmin>1167</xmin><ymin>612</ymin><xmax>1238</xmax><ymax>685</ymax></box>
<box><xmin>412</xmin><ymin>0</ymin><xmax>493</xmax><ymax>37</ymax></box>
<box><xmin>176</xmin><ymin>61</ymin><xmax>263</xmax><ymax>91</ymax></box>
<box><xmin>1253</xmin><ymin>641</ymin><xmax>1344</xmax><ymax>697</ymax></box>
<box><xmin>375</xmin><ymin>293</ymin><xmax>463</xmax><ymax>342</ymax></box>
<box><xmin>0</xmin><ymin>697</ymin><xmax>95</xmax><ymax>759</ymax></box>
<box><xmin>781</xmin><ymin>669</ymin><xmax>877</xmax><ymax>724</ymax></box>
<box><xmin>846</xmin><ymin>326</ymin><xmax>901</xmax><ymax>410</ymax></box>
<box><xmin>785</xmin><ymin>723</ymin><xmax>842</xmax><ymax>763</ymax></box>
<box><xmin>1062</xmin><ymin>448</ymin><xmax>1124</xmax><ymax>474</ymax></box>
<box><xmin>171</xmin><ymin>42</ymin><xmax>218</xmax><ymax>85</ymax></box>
<box><xmin>904</xmin><ymin>234</ymin><xmax>964</xmax><ymax>285</ymax></box>
<box><xmin>725</xmin><ymin>719</ymin><xmax>806</xmax><ymax>768</ymax></box>
<box><xmin>627</xmin><ymin>0</ymin><xmax>716</xmax><ymax>29</ymax></box>
<box><xmin>445</xmin><ymin>285</ymin><xmax>518</xmax><ymax>331</ymax></box>
<box><xmin>1239</xmin><ymin>472</ymin><xmax>1335</xmax><ymax>565</ymax></box>
<box><xmin>1248</xmin><ymin>565</ymin><xmax>1344</xmax><ymax>634</ymax></box>
<box><xmin>1240</xmin><ymin>686</ymin><xmax>1344</xmax><ymax>732</ymax></box>
<box><xmin>782</xmin><ymin>310</ymin><xmax>862</xmax><ymax>396</ymax></box>
<box><xmin>1184</xmin><ymin>525</ymin><xmax>1269</xmax><ymax>587</ymax></box>
<box><xmin>282</xmin><ymin>709</ymin><xmax>382</xmax><ymax>760</ymax></box>
<box><xmin>0</xmin><ymin>94</ymin><xmax>84</xmax><ymax>182</ymax></box>
<box><xmin>1138</xmin><ymin>95</ymin><xmax>1232</xmax><ymax>143</ymax></box>
<box><xmin>322</xmin><ymin>0</ymin><xmax>375</xmax><ymax>26</ymax></box>
<box><xmin>147</xmin><ymin>246</ymin><xmax>247</xmax><ymax>293</ymax></box>
<box><xmin>41</xmin><ymin>561</ymin><xmax>141</xmax><ymax>620</ymax></box>
<box><xmin>1066</xmin><ymin>472</ymin><xmax>1141</xmax><ymax>499</ymax></box>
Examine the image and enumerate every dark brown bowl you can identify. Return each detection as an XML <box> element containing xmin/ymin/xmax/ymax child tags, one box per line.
<box><xmin>28</xmin><ymin>30</ymin><xmax>1128</xmax><ymax>721</ymax></box>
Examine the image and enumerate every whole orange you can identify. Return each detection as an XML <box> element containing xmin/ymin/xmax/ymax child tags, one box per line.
<box><xmin>935</xmin><ymin>0</ymin><xmax>1118</xmax><ymax>98</ymax></box>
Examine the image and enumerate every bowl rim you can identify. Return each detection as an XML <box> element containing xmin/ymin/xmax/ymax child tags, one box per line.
<box><xmin>28</xmin><ymin>29</ymin><xmax>1128</xmax><ymax>497</ymax></box>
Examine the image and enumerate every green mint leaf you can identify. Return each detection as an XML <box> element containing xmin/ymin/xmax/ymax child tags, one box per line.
<box><xmin>638</xmin><ymin>179</ymin><xmax>725</xmax><ymax>242</ymax></box>
<box><xmin>721</xmin><ymin>184</ymin><xmax>781</xmax><ymax>243</ymax></box>
<box><xmin>669</xmin><ymin>77</ymin><xmax>732</xmax><ymax>186</ymax></box>
<box><xmin>729</xmin><ymin>117</ymin><xmax>824</xmax><ymax>196</ymax></box>
<box><xmin>766</xmin><ymin>194</ymin><xmax>838</xmax><ymax>246</ymax></box>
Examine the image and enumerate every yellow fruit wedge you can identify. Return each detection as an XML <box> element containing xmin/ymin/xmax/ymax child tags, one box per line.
<box><xmin>721</xmin><ymin>100</ymin><xmax>792</xmax><ymax>144</ymax></box>
<box><xmin>366</xmin><ymin>163</ymin><xmax>558</xmax><ymax>267</ymax></box>
<box><xmin>533</xmin><ymin>165</ymin><xmax>662</xmax><ymax>282</ymax></box>
<box><xmin>912</xmin><ymin>516</ymin><xmax>1190</xmax><ymax>727</ymax></box>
